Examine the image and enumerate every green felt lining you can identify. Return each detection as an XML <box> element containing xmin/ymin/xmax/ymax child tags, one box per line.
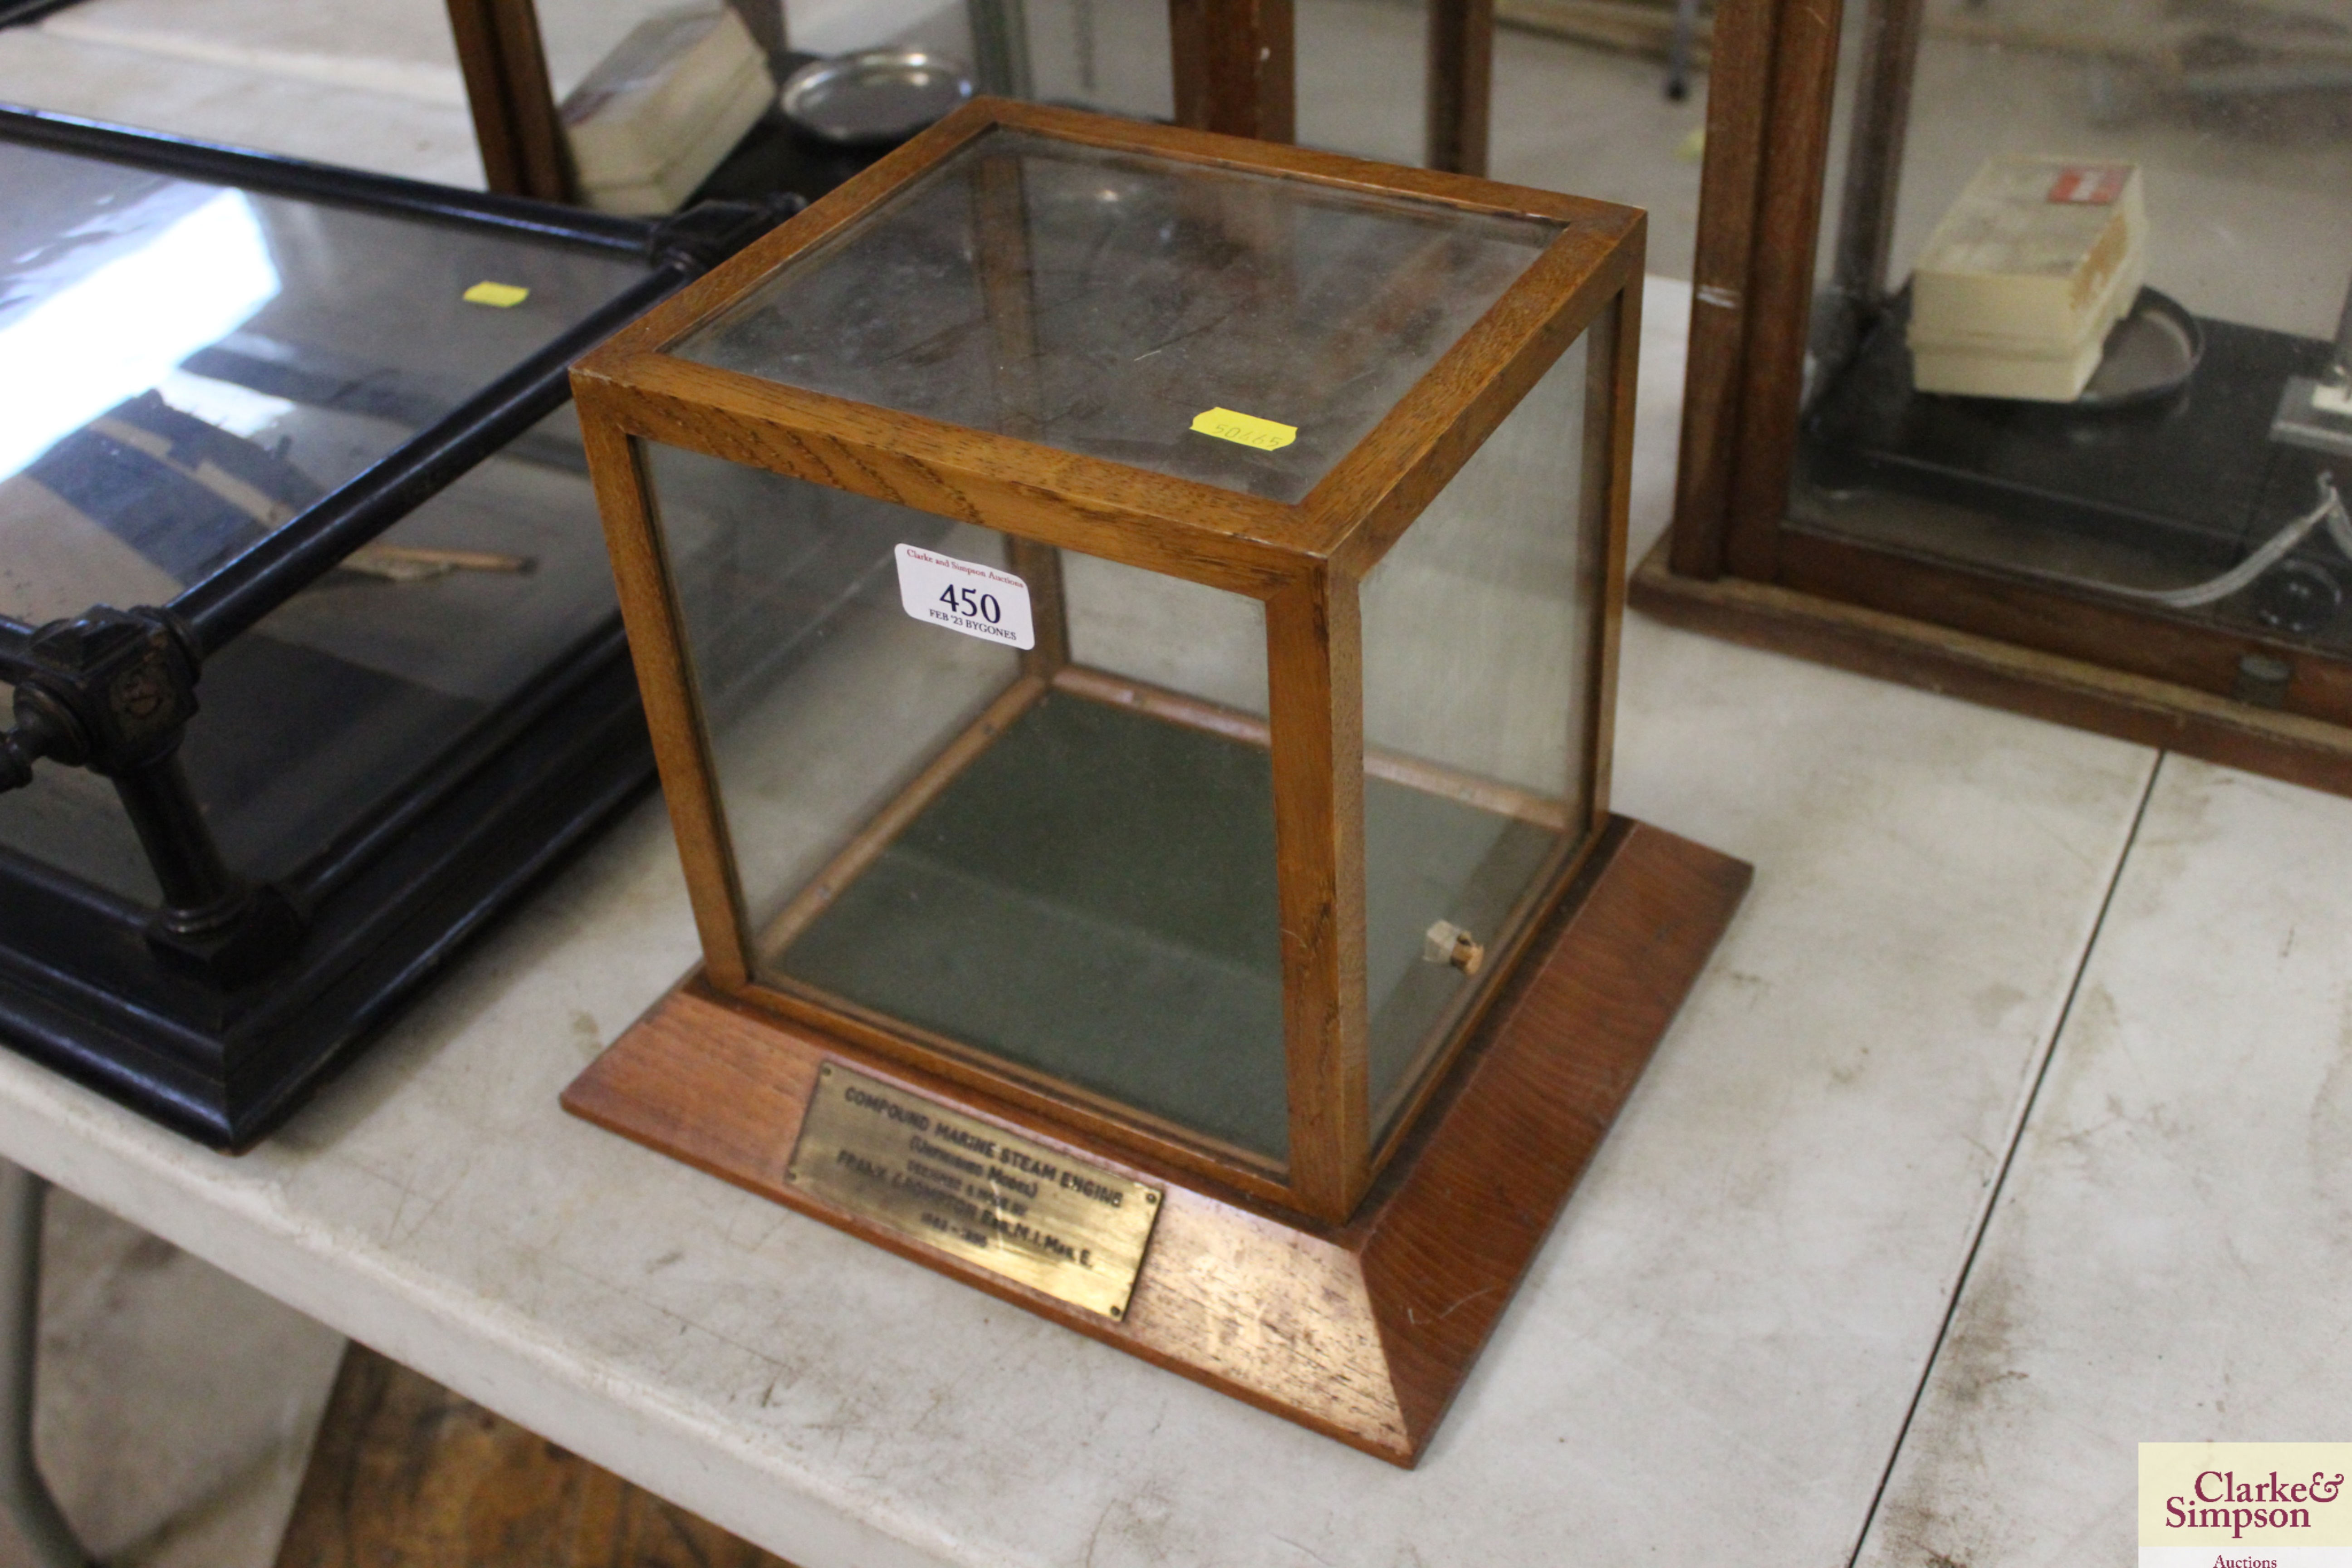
<box><xmin>772</xmin><ymin>691</ymin><xmax>1563</xmax><ymax>1162</ymax></box>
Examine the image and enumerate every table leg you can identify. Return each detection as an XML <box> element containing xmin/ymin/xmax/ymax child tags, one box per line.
<box><xmin>1665</xmin><ymin>0</ymin><xmax>1703</xmax><ymax>99</ymax></box>
<box><xmin>0</xmin><ymin>1163</ymin><xmax>90</xmax><ymax>1568</ymax></box>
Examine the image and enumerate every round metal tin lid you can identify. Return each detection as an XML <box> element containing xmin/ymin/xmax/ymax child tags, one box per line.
<box><xmin>780</xmin><ymin>50</ymin><xmax>975</xmax><ymax>146</ymax></box>
<box><xmin>2077</xmin><ymin>288</ymin><xmax>2205</xmax><ymax>410</ymax></box>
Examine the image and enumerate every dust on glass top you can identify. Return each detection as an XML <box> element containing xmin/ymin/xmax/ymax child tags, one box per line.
<box><xmin>673</xmin><ymin>128</ymin><xmax>1563</xmax><ymax>504</ymax></box>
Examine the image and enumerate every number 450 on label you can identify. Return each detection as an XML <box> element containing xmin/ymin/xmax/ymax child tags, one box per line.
<box><xmin>893</xmin><ymin>543</ymin><xmax>1036</xmax><ymax>651</ymax></box>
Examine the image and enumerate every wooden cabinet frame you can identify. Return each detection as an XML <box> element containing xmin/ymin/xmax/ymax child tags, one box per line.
<box><xmin>448</xmin><ymin>0</ymin><xmax>1496</xmax><ymax>205</ymax></box>
<box><xmin>1642</xmin><ymin>0</ymin><xmax>2352</xmax><ymax>795</ymax></box>
<box><xmin>446</xmin><ymin>0</ymin><xmax>576</xmax><ymax>201</ymax></box>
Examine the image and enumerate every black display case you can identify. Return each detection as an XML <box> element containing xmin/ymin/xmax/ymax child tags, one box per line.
<box><xmin>0</xmin><ymin>105</ymin><xmax>794</xmax><ymax>1147</ymax></box>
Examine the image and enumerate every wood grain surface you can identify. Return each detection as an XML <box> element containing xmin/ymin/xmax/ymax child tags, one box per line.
<box><xmin>572</xmin><ymin>98</ymin><xmax>1649</xmax><ymax>580</ymax></box>
<box><xmin>1720</xmin><ymin>0</ymin><xmax>1847</xmax><ymax>583</ymax></box>
<box><xmin>1666</xmin><ymin>0</ymin><xmax>1781</xmax><ymax>582</ymax></box>
<box><xmin>1426</xmin><ymin>0</ymin><xmax>1496</xmax><ymax>176</ymax></box>
<box><xmin>1267</xmin><ymin>568</ymin><xmax>1370</xmax><ymax>1220</ymax></box>
<box><xmin>579</xmin><ymin>98</ymin><xmax>1630</xmax><ymax>386</ymax></box>
<box><xmin>1629</xmin><ymin>533</ymin><xmax>2352</xmax><ymax>798</ymax></box>
<box><xmin>1585</xmin><ymin>277</ymin><xmax>1640</xmax><ymax>841</ymax></box>
<box><xmin>444</xmin><ymin>0</ymin><xmax>572</xmax><ymax>202</ymax></box>
<box><xmin>1170</xmin><ymin>0</ymin><xmax>1297</xmax><ymax>142</ymax></box>
<box><xmin>1773</xmin><ymin>528</ymin><xmax>2352</xmax><ymax>726</ymax></box>
<box><xmin>578</xmin><ymin>411</ymin><xmax>755</xmax><ymax>989</ymax></box>
<box><xmin>574</xmin><ymin>363</ymin><xmax>1316</xmax><ymax>596</ymax></box>
<box><xmin>273</xmin><ymin>1345</ymin><xmax>794</xmax><ymax>1568</ymax></box>
<box><xmin>562</xmin><ymin>814</ymin><xmax>1749</xmax><ymax>1465</ymax></box>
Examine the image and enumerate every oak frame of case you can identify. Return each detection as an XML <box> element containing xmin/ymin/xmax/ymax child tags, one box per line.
<box><xmin>562</xmin><ymin>98</ymin><xmax>1748</xmax><ymax>1462</ymax></box>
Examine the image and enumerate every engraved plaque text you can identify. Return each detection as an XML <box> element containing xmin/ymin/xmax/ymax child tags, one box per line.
<box><xmin>788</xmin><ymin>1064</ymin><xmax>1162</xmax><ymax>1319</ymax></box>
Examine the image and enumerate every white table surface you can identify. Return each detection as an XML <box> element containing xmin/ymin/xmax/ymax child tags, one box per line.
<box><xmin>1856</xmin><ymin>754</ymin><xmax>2352</xmax><ymax>1568</ymax></box>
<box><xmin>0</xmin><ymin>266</ymin><xmax>2241</xmax><ymax>1567</ymax></box>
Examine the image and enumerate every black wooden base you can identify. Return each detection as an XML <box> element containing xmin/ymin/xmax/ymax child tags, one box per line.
<box><xmin>0</xmin><ymin>637</ymin><xmax>654</xmax><ymax>1150</ymax></box>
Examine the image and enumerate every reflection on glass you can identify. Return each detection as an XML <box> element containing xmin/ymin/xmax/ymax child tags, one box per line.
<box><xmin>0</xmin><ymin>403</ymin><xmax>628</xmax><ymax>896</ymax></box>
<box><xmin>1020</xmin><ymin>0</ymin><xmax>1175</xmax><ymax>119</ymax></box>
<box><xmin>0</xmin><ymin>142</ymin><xmax>647</xmax><ymax>625</ymax></box>
<box><xmin>0</xmin><ymin>189</ymin><xmax>279</xmax><ymax>482</ymax></box>
<box><xmin>1360</xmin><ymin>336</ymin><xmax>1594</xmax><ymax>1131</ymax></box>
<box><xmin>1795</xmin><ymin>4</ymin><xmax>2352</xmax><ymax>652</ymax></box>
<box><xmin>676</xmin><ymin>127</ymin><xmax>1559</xmax><ymax>502</ymax></box>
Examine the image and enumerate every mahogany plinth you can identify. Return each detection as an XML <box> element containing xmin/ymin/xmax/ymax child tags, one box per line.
<box><xmin>1630</xmin><ymin>535</ymin><xmax>2352</xmax><ymax>799</ymax></box>
<box><xmin>561</xmin><ymin>815</ymin><xmax>1749</xmax><ymax>1465</ymax></box>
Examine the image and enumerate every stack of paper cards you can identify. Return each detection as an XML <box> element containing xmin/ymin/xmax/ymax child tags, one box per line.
<box><xmin>561</xmin><ymin>4</ymin><xmax>774</xmax><ymax>215</ymax></box>
<box><xmin>1906</xmin><ymin>154</ymin><xmax>2148</xmax><ymax>402</ymax></box>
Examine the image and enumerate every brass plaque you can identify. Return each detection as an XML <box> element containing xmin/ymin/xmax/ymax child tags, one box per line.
<box><xmin>787</xmin><ymin>1064</ymin><xmax>1162</xmax><ymax>1319</ymax></box>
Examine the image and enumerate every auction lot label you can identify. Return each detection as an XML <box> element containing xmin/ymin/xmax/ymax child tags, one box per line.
<box><xmin>2142</xmin><ymin>1444</ymin><xmax>2352</xmax><ymax>1568</ymax></box>
<box><xmin>893</xmin><ymin>544</ymin><xmax>1035</xmax><ymax>651</ymax></box>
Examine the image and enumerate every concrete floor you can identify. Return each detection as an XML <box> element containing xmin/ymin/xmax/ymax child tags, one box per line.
<box><xmin>0</xmin><ymin>1189</ymin><xmax>344</xmax><ymax>1568</ymax></box>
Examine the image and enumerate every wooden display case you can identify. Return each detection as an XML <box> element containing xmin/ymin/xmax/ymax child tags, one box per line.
<box><xmin>560</xmin><ymin>97</ymin><xmax>1747</xmax><ymax>1463</ymax></box>
<box><xmin>1638</xmin><ymin>0</ymin><xmax>2352</xmax><ymax>792</ymax></box>
<box><xmin>442</xmin><ymin>0</ymin><xmax>1504</xmax><ymax>212</ymax></box>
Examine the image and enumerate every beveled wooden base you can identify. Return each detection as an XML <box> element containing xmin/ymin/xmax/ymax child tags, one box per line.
<box><xmin>1631</xmin><ymin>535</ymin><xmax>2352</xmax><ymax>798</ymax></box>
<box><xmin>561</xmin><ymin>815</ymin><xmax>1749</xmax><ymax>1466</ymax></box>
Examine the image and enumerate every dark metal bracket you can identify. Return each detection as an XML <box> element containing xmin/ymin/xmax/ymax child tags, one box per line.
<box><xmin>647</xmin><ymin>192</ymin><xmax>807</xmax><ymax>272</ymax></box>
<box><xmin>0</xmin><ymin>608</ymin><xmax>299</xmax><ymax>985</ymax></box>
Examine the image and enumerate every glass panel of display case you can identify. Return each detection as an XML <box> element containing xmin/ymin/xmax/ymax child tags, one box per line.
<box><xmin>0</xmin><ymin>405</ymin><xmax>618</xmax><ymax>897</ymax></box>
<box><xmin>1293</xmin><ymin>0</ymin><xmax>1434</xmax><ymax>167</ymax></box>
<box><xmin>1790</xmin><ymin>2</ymin><xmax>2352</xmax><ymax>653</ymax></box>
<box><xmin>644</xmin><ymin>442</ymin><xmax>1028</xmax><ymax>939</ymax></box>
<box><xmin>643</xmin><ymin>445</ymin><xmax>1289</xmax><ymax>1162</ymax></box>
<box><xmin>1062</xmin><ymin>550</ymin><xmax>1269</xmax><ymax>715</ymax></box>
<box><xmin>672</xmin><ymin>126</ymin><xmax>1558</xmax><ymax>503</ymax></box>
<box><xmin>1016</xmin><ymin>0</ymin><xmax>1459</xmax><ymax>172</ymax></box>
<box><xmin>1359</xmin><ymin>334</ymin><xmax>1597</xmax><ymax>1132</ymax></box>
<box><xmin>0</xmin><ymin>140</ymin><xmax>648</xmax><ymax>624</ymax></box>
<box><xmin>1021</xmin><ymin>0</ymin><xmax>1178</xmax><ymax>120</ymax></box>
<box><xmin>0</xmin><ymin>134</ymin><xmax>667</xmax><ymax>901</ymax></box>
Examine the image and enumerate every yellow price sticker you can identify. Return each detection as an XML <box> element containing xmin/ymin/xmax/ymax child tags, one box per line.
<box><xmin>1190</xmin><ymin>407</ymin><xmax>1297</xmax><ymax>451</ymax></box>
<box><xmin>463</xmin><ymin>280</ymin><xmax>531</xmax><ymax>308</ymax></box>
